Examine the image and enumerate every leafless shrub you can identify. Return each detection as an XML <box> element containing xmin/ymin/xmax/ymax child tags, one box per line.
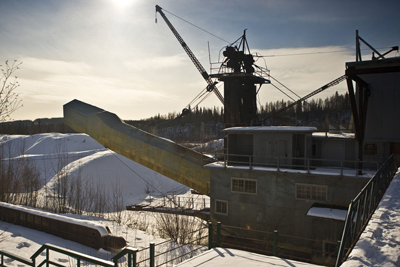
<box><xmin>0</xmin><ymin>60</ymin><xmax>23</xmax><ymax>122</ymax></box>
<box><xmin>155</xmin><ymin>212</ymin><xmax>206</xmax><ymax>245</ymax></box>
<box><xmin>110</xmin><ymin>179</ymin><xmax>125</xmax><ymax>223</ymax></box>
<box><xmin>0</xmin><ymin>140</ymin><xmax>41</xmax><ymax>207</ymax></box>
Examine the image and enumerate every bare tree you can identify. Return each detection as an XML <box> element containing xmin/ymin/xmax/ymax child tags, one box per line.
<box><xmin>0</xmin><ymin>60</ymin><xmax>23</xmax><ymax>121</ymax></box>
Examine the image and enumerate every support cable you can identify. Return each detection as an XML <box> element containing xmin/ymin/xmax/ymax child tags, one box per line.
<box><xmin>161</xmin><ymin>8</ymin><xmax>230</xmax><ymax>44</ymax></box>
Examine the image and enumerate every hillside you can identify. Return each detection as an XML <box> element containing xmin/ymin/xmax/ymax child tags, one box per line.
<box><xmin>0</xmin><ymin>92</ymin><xmax>352</xmax><ymax>143</ymax></box>
<box><xmin>0</xmin><ymin>133</ymin><xmax>197</xmax><ymax>213</ymax></box>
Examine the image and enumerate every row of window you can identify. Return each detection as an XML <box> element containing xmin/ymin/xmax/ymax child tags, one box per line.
<box><xmin>230</xmin><ymin>178</ymin><xmax>327</xmax><ymax>200</ymax></box>
<box><xmin>216</xmin><ymin>178</ymin><xmax>328</xmax><ymax>215</ymax></box>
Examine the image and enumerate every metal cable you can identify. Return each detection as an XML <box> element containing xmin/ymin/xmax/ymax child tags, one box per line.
<box><xmin>161</xmin><ymin>8</ymin><xmax>230</xmax><ymax>44</ymax></box>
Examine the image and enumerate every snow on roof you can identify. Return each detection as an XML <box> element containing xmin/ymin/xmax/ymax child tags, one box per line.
<box><xmin>204</xmin><ymin>162</ymin><xmax>375</xmax><ymax>178</ymax></box>
<box><xmin>341</xmin><ymin>168</ymin><xmax>400</xmax><ymax>267</ymax></box>
<box><xmin>224</xmin><ymin>126</ymin><xmax>317</xmax><ymax>133</ymax></box>
<box><xmin>0</xmin><ymin>202</ymin><xmax>109</xmax><ymax>237</ymax></box>
<box><xmin>176</xmin><ymin>247</ymin><xmax>324</xmax><ymax>267</ymax></box>
<box><xmin>312</xmin><ymin>132</ymin><xmax>355</xmax><ymax>139</ymax></box>
<box><xmin>307</xmin><ymin>207</ymin><xmax>348</xmax><ymax>221</ymax></box>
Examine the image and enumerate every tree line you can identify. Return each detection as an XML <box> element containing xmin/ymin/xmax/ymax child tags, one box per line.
<box><xmin>0</xmin><ymin>91</ymin><xmax>352</xmax><ymax>142</ymax></box>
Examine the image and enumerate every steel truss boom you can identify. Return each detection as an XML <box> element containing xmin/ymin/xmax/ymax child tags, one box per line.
<box><xmin>263</xmin><ymin>75</ymin><xmax>347</xmax><ymax>122</ymax></box>
<box><xmin>155</xmin><ymin>5</ymin><xmax>224</xmax><ymax>106</ymax></box>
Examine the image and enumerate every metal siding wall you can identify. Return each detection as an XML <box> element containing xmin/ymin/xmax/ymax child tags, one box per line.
<box><xmin>362</xmin><ymin>72</ymin><xmax>400</xmax><ymax>142</ymax></box>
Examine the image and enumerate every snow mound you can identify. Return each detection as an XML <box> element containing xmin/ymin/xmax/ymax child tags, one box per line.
<box><xmin>0</xmin><ymin>133</ymin><xmax>191</xmax><ymax>209</ymax></box>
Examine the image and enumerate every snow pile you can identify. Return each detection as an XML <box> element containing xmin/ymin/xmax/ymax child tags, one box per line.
<box><xmin>0</xmin><ymin>133</ymin><xmax>191</xmax><ymax>208</ymax></box>
<box><xmin>341</xmin><ymin>168</ymin><xmax>400</xmax><ymax>267</ymax></box>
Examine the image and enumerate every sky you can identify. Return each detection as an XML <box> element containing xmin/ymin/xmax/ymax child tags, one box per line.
<box><xmin>1</xmin><ymin>0</ymin><xmax>399</xmax><ymax>121</ymax></box>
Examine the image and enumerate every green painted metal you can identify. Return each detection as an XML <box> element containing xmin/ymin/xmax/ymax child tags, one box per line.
<box><xmin>112</xmin><ymin>247</ymin><xmax>138</xmax><ymax>267</ymax></box>
<box><xmin>150</xmin><ymin>242</ymin><xmax>155</xmax><ymax>267</ymax></box>
<box><xmin>0</xmin><ymin>250</ymin><xmax>33</xmax><ymax>266</ymax></box>
<box><xmin>336</xmin><ymin>155</ymin><xmax>397</xmax><ymax>267</ymax></box>
<box><xmin>63</xmin><ymin>99</ymin><xmax>212</xmax><ymax>195</ymax></box>
<box><xmin>1</xmin><ymin>243</ymin><xmax>128</xmax><ymax>267</ymax></box>
<box><xmin>216</xmin><ymin>222</ymin><xmax>221</xmax><ymax>247</ymax></box>
<box><xmin>208</xmin><ymin>222</ymin><xmax>213</xmax><ymax>249</ymax></box>
<box><xmin>273</xmin><ymin>230</ymin><xmax>278</xmax><ymax>256</ymax></box>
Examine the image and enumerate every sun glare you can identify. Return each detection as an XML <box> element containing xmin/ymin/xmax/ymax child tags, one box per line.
<box><xmin>111</xmin><ymin>0</ymin><xmax>134</xmax><ymax>9</ymax></box>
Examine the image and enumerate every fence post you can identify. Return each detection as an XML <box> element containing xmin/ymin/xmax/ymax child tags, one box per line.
<box><xmin>216</xmin><ymin>222</ymin><xmax>221</xmax><ymax>247</ymax></box>
<box><xmin>208</xmin><ymin>222</ymin><xmax>213</xmax><ymax>249</ymax></box>
<box><xmin>273</xmin><ymin>230</ymin><xmax>278</xmax><ymax>256</ymax></box>
<box><xmin>249</xmin><ymin>156</ymin><xmax>253</xmax><ymax>171</ymax></box>
<box><xmin>277</xmin><ymin>157</ymin><xmax>280</xmax><ymax>171</ymax></box>
<box><xmin>150</xmin><ymin>242</ymin><xmax>155</xmax><ymax>267</ymax></box>
<box><xmin>340</xmin><ymin>161</ymin><xmax>343</xmax><ymax>176</ymax></box>
<box><xmin>307</xmin><ymin>159</ymin><xmax>310</xmax><ymax>174</ymax></box>
<box><xmin>224</xmin><ymin>154</ymin><xmax>227</xmax><ymax>168</ymax></box>
<box><xmin>46</xmin><ymin>248</ymin><xmax>49</xmax><ymax>267</ymax></box>
<box><xmin>132</xmin><ymin>249</ymin><xmax>137</xmax><ymax>267</ymax></box>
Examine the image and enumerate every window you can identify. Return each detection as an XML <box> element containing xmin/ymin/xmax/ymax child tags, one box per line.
<box><xmin>231</xmin><ymin>178</ymin><xmax>257</xmax><ymax>194</ymax></box>
<box><xmin>296</xmin><ymin>184</ymin><xmax>327</xmax><ymax>201</ymax></box>
<box><xmin>364</xmin><ymin>143</ymin><xmax>378</xmax><ymax>156</ymax></box>
<box><xmin>312</xmin><ymin>144</ymin><xmax>317</xmax><ymax>156</ymax></box>
<box><xmin>215</xmin><ymin>200</ymin><xmax>228</xmax><ymax>215</ymax></box>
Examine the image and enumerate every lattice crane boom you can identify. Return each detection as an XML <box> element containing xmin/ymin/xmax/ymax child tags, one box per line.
<box><xmin>155</xmin><ymin>5</ymin><xmax>224</xmax><ymax>105</ymax></box>
<box><xmin>263</xmin><ymin>75</ymin><xmax>347</xmax><ymax>123</ymax></box>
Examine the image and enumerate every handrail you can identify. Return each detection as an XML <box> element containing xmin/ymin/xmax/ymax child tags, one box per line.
<box><xmin>335</xmin><ymin>155</ymin><xmax>397</xmax><ymax>266</ymax></box>
<box><xmin>212</xmin><ymin>152</ymin><xmax>380</xmax><ymax>175</ymax></box>
<box><xmin>0</xmin><ymin>250</ymin><xmax>33</xmax><ymax>266</ymax></box>
<box><xmin>32</xmin><ymin>243</ymin><xmax>115</xmax><ymax>267</ymax></box>
<box><xmin>111</xmin><ymin>246</ymin><xmax>138</xmax><ymax>266</ymax></box>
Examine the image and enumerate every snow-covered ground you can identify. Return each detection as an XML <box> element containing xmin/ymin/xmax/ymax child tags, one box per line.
<box><xmin>0</xmin><ymin>133</ymin><xmax>198</xmax><ymax>208</ymax></box>
<box><xmin>176</xmin><ymin>248</ymin><xmax>324</xmax><ymax>267</ymax></box>
<box><xmin>0</xmin><ymin>133</ymin><xmax>398</xmax><ymax>266</ymax></box>
<box><xmin>0</xmin><ymin>133</ymin><xmax>207</xmax><ymax>266</ymax></box>
<box><xmin>341</xmin><ymin>168</ymin><xmax>400</xmax><ymax>267</ymax></box>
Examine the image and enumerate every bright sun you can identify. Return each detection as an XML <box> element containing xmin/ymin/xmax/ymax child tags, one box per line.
<box><xmin>111</xmin><ymin>0</ymin><xmax>134</xmax><ymax>9</ymax></box>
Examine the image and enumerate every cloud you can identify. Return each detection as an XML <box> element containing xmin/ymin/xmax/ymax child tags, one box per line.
<box><xmin>11</xmin><ymin>46</ymin><xmax>357</xmax><ymax>121</ymax></box>
<box><xmin>124</xmin><ymin>53</ymin><xmax>188</xmax><ymax>71</ymax></box>
<box><xmin>252</xmin><ymin>46</ymin><xmax>354</xmax><ymax>104</ymax></box>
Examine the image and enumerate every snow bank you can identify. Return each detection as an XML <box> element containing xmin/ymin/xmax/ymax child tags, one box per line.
<box><xmin>0</xmin><ymin>133</ymin><xmax>191</xmax><ymax>209</ymax></box>
<box><xmin>341</xmin><ymin>168</ymin><xmax>400</xmax><ymax>267</ymax></box>
<box><xmin>0</xmin><ymin>202</ymin><xmax>109</xmax><ymax>236</ymax></box>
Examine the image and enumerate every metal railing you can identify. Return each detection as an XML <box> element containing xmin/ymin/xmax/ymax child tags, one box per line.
<box><xmin>210</xmin><ymin>153</ymin><xmax>380</xmax><ymax>176</ymax></box>
<box><xmin>135</xmin><ymin>225</ymin><xmax>209</xmax><ymax>267</ymax></box>
<box><xmin>209</xmin><ymin>222</ymin><xmax>340</xmax><ymax>267</ymax></box>
<box><xmin>0</xmin><ymin>234</ymin><xmax>208</xmax><ymax>267</ymax></box>
<box><xmin>0</xmin><ymin>243</ymin><xmax>134</xmax><ymax>267</ymax></box>
<box><xmin>335</xmin><ymin>154</ymin><xmax>397</xmax><ymax>266</ymax></box>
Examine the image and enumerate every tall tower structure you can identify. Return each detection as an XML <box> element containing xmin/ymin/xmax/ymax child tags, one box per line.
<box><xmin>210</xmin><ymin>31</ymin><xmax>270</xmax><ymax>127</ymax></box>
